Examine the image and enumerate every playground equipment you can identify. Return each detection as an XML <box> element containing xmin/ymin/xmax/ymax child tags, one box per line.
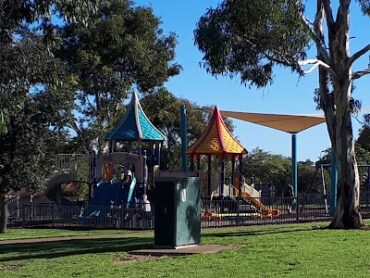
<box><xmin>300</xmin><ymin>163</ymin><xmax>370</xmax><ymax>214</ymax></box>
<box><xmin>187</xmin><ymin>106</ymin><xmax>278</xmax><ymax>216</ymax></box>
<box><xmin>45</xmin><ymin>92</ymin><xmax>165</xmax><ymax>206</ymax></box>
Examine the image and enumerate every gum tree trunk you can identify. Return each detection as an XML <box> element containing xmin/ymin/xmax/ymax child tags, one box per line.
<box><xmin>0</xmin><ymin>193</ymin><xmax>8</xmax><ymax>233</ymax></box>
<box><xmin>327</xmin><ymin>1</ymin><xmax>364</xmax><ymax>228</ymax></box>
<box><xmin>329</xmin><ymin>79</ymin><xmax>363</xmax><ymax>228</ymax></box>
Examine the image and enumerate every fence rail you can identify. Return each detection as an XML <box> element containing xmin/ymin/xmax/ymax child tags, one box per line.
<box><xmin>8</xmin><ymin>192</ymin><xmax>370</xmax><ymax>229</ymax></box>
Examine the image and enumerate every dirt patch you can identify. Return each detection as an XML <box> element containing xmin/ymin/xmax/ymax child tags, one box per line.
<box><xmin>3</xmin><ymin>263</ymin><xmax>25</xmax><ymax>271</ymax></box>
<box><xmin>116</xmin><ymin>254</ymin><xmax>168</xmax><ymax>264</ymax></box>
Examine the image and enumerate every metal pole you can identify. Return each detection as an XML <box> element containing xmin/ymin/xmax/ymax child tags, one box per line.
<box><xmin>157</xmin><ymin>142</ymin><xmax>161</xmax><ymax>169</ymax></box>
<box><xmin>321</xmin><ymin>165</ymin><xmax>329</xmax><ymax>214</ymax></box>
<box><xmin>330</xmin><ymin>149</ymin><xmax>338</xmax><ymax>215</ymax></box>
<box><xmin>208</xmin><ymin>155</ymin><xmax>212</xmax><ymax>197</ymax></box>
<box><xmin>143</xmin><ymin>150</ymin><xmax>148</xmax><ymax>196</ymax></box>
<box><xmin>239</xmin><ymin>154</ymin><xmax>243</xmax><ymax>197</ymax></box>
<box><xmin>291</xmin><ymin>134</ymin><xmax>298</xmax><ymax>198</ymax></box>
<box><xmin>220</xmin><ymin>156</ymin><xmax>225</xmax><ymax>197</ymax></box>
<box><xmin>180</xmin><ymin>105</ymin><xmax>189</xmax><ymax>172</ymax></box>
<box><xmin>231</xmin><ymin>155</ymin><xmax>235</xmax><ymax>196</ymax></box>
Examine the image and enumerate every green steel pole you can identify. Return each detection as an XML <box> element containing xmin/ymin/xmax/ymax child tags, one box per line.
<box><xmin>291</xmin><ymin>134</ymin><xmax>298</xmax><ymax>198</ymax></box>
<box><xmin>180</xmin><ymin>105</ymin><xmax>189</xmax><ymax>172</ymax></box>
<box><xmin>330</xmin><ymin>150</ymin><xmax>338</xmax><ymax>215</ymax></box>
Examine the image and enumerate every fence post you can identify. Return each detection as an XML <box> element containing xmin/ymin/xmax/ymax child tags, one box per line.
<box><xmin>295</xmin><ymin>196</ymin><xmax>299</xmax><ymax>223</ymax></box>
<box><xmin>22</xmin><ymin>204</ymin><xmax>25</xmax><ymax>226</ymax></box>
<box><xmin>51</xmin><ymin>203</ymin><xmax>55</xmax><ymax>227</ymax></box>
<box><xmin>236</xmin><ymin>198</ymin><xmax>240</xmax><ymax>226</ymax></box>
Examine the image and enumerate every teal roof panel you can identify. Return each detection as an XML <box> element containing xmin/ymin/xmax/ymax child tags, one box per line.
<box><xmin>104</xmin><ymin>92</ymin><xmax>166</xmax><ymax>142</ymax></box>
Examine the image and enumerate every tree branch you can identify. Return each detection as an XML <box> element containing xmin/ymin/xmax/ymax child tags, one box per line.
<box><xmin>298</xmin><ymin>1</ymin><xmax>330</xmax><ymax>62</ymax></box>
<box><xmin>348</xmin><ymin>44</ymin><xmax>370</xmax><ymax>66</ymax></box>
<box><xmin>322</xmin><ymin>0</ymin><xmax>335</xmax><ymax>26</ymax></box>
<box><xmin>298</xmin><ymin>59</ymin><xmax>336</xmax><ymax>76</ymax></box>
<box><xmin>351</xmin><ymin>69</ymin><xmax>370</xmax><ymax>80</ymax></box>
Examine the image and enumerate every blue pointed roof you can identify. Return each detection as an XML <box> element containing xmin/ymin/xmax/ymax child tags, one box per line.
<box><xmin>104</xmin><ymin>92</ymin><xmax>166</xmax><ymax>142</ymax></box>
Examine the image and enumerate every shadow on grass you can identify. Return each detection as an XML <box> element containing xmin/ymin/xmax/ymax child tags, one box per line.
<box><xmin>0</xmin><ymin>237</ymin><xmax>153</xmax><ymax>263</ymax></box>
<box><xmin>202</xmin><ymin>226</ymin><xmax>314</xmax><ymax>238</ymax></box>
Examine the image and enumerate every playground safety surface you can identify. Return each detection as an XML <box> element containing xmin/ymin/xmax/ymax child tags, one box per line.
<box><xmin>128</xmin><ymin>245</ymin><xmax>234</xmax><ymax>257</ymax></box>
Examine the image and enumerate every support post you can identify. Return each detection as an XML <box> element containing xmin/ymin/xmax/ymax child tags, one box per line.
<box><xmin>197</xmin><ymin>155</ymin><xmax>201</xmax><ymax>171</ymax></box>
<box><xmin>208</xmin><ymin>155</ymin><xmax>212</xmax><ymax>197</ymax></box>
<box><xmin>190</xmin><ymin>155</ymin><xmax>194</xmax><ymax>171</ymax></box>
<box><xmin>367</xmin><ymin>162</ymin><xmax>370</xmax><ymax>190</ymax></box>
<box><xmin>143</xmin><ymin>150</ymin><xmax>148</xmax><ymax>196</ymax></box>
<box><xmin>291</xmin><ymin>134</ymin><xmax>298</xmax><ymax>198</ymax></box>
<box><xmin>220</xmin><ymin>156</ymin><xmax>225</xmax><ymax>197</ymax></box>
<box><xmin>239</xmin><ymin>154</ymin><xmax>243</xmax><ymax>197</ymax></box>
<box><xmin>180</xmin><ymin>105</ymin><xmax>189</xmax><ymax>172</ymax></box>
<box><xmin>330</xmin><ymin>150</ymin><xmax>338</xmax><ymax>215</ymax></box>
<box><xmin>156</xmin><ymin>142</ymin><xmax>161</xmax><ymax>169</ymax></box>
<box><xmin>231</xmin><ymin>155</ymin><xmax>235</xmax><ymax>196</ymax></box>
<box><xmin>108</xmin><ymin>140</ymin><xmax>113</xmax><ymax>153</ymax></box>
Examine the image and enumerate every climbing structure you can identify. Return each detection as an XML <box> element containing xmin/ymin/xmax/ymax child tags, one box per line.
<box><xmin>188</xmin><ymin>106</ymin><xmax>247</xmax><ymax>196</ymax></box>
<box><xmin>188</xmin><ymin>106</ymin><xmax>278</xmax><ymax>216</ymax></box>
<box><xmin>104</xmin><ymin>92</ymin><xmax>166</xmax><ymax>195</ymax></box>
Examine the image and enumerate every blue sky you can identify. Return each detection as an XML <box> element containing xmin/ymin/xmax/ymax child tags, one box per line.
<box><xmin>135</xmin><ymin>1</ymin><xmax>370</xmax><ymax>161</ymax></box>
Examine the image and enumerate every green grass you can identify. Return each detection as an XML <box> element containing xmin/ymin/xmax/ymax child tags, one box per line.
<box><xmin>1</xmin><ymin>223</ymin><xmax>370</xmax><ymax>277</ymax></box>
<box><xmin>0</xmin><ymin>228</ymin><xmax>141</xmax><ymax>241</ymax></box>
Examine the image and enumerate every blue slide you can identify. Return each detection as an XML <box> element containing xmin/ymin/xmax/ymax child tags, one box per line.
<box><xmin>85</xmin><ymin>177</ymin><xmax>137</xmax><ymax>217</ymax></box>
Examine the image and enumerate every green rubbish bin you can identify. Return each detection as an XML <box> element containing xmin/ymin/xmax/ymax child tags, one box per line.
<box><xmin>154</xmin><ymin>177</ymin><xmax>201</xmax><ymax>248</ymax></box>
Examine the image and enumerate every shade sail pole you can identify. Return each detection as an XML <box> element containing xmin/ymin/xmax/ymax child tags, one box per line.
<box><xmin>180</xmin><ymin>105</ymin><xmax>188</xmax><ymax>172</ymax></box>
<box><xmin>291</xmin><ymin>134</ymin><xmax>298</xmax><ymax>198</ymax></box>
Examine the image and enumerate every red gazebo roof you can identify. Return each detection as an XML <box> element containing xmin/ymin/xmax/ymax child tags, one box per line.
<box><xmin>188</xmin><ymin>107</ymin><xmax>247</xmax><ymax>156</ymax></box>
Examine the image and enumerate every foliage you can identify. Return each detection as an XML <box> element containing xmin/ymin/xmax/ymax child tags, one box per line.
<box><xmin>194</xmin><ymin>0</ymin><xmax>310</xmax><ymax>88</ymax></box>
<box><xmin>140</xmin><ymin>88</ymin><xmax>218</xmax><ymax>170</ymax></box>
<box><xmin>58</xmin><ymin>0</ymin><xmax>181</xmax><ymax>152</ymax></box>
<box><xmin>243</xmin><ymin>149</ymin><xmax>327</xmax><ymax>194</ymax></box>
<box><xmin>243</xmin><ymin>148</ymin><xmax>291</xmax><ymax>193</ymax></box>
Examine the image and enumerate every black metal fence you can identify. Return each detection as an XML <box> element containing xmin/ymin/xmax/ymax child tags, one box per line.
<box><xmin>19</xmin><ymin>202</ymin><xmax>153</xmax><ymax>229</ymax></box>
<box><xmin>8</xmin><ymin>192</ymin><xmax>370</xmax><ymax>229</ymax></box>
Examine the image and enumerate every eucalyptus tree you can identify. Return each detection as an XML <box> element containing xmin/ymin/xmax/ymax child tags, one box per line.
<box><xmin>58</xmin><ymin>0</ymin><xmax>181</xmax><ymax>152</ymax></box>
<box><xmin>195</xmin><ymin>0</ymin><xmax>370</xmax><ymax>228</ymax></box>
<box><xmin>0</xmin><ymin>0</ymin><xmax>101</xmax><ymax>233</ymax></box>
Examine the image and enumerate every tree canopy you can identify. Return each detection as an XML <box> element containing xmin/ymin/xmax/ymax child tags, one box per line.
<box><xmin>58</xmin><ymin>0</ymin><xmax>180</xmax><ymax>152</ymax></box>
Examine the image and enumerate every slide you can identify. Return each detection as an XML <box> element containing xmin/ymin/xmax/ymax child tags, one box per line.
<box><xmin>90</xmin><ymin>177</ymin><xmax>137</xmax><ymax>205</ymax></box>
<box><xmin>241</xmin><ymin>191</ymin><xmax>279</xmax><ymax>216</ymax></box>
<box><xmin>85</xmin><ymin>178</ymin><xmax>137</xmax><ymax>218</ymax></box>
<box><xmin>90</xmin><ymin>181</ymin><xmax>112</xmax><ymax>205</ymax></box>
<box><xmin>45</xmin><ymin>173</ymin><xmax>73</xmax><ymax>204</ymax></box>
<box><xmin>120</xmin><ymin>177</ymin><xmax>137</xmax><ymax>204</ymax></box>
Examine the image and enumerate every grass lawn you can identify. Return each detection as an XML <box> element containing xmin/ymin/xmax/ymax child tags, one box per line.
<box><xmin>0</xmin><ymin>228</ymin><xmax>143</xmax><ymax>241</ymax></box>
<box><xmin>1</xmin><ymin>223</ymin><xmax>370</xmax><ymax>277</ymax></box>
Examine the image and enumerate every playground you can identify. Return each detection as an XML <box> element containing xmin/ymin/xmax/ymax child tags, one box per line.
<box><xmin>6</xmin><ymin>92</ymin><xmax>370</xmax><ymax>230</ymax></box>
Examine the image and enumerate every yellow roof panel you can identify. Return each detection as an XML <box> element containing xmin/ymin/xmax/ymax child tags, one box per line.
<box><xmin>188</xmin><ymin>107</ymin><xmax>247</xmax><ymax>156</ymax></box>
